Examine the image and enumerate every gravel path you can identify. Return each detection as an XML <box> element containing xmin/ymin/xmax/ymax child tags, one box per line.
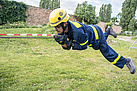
<box><xmin>117</xmin><ymin>36</ymin><xmax>136</xmax><ymax>43</ymax></box>
<box><xmin>117</xmin><ymin>36</ymin><xmax>137</xmax><ymax>53</ymax></box>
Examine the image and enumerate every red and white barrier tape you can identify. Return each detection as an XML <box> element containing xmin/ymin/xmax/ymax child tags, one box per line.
<box><xmin>0</xmin><ymin>34</ymin><xmax>55</xmax><ymax>36</ymax></box>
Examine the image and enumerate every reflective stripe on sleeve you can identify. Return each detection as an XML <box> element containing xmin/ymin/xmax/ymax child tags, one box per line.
<box><xmin>80</xmin><ymin>40</ymin><xmax>88</xmax><ymax>46</ymax></box>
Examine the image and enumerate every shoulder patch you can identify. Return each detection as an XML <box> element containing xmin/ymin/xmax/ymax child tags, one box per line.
<box><xmin>70</xmin><ymin>21</ymin><xmax>81</xmax><ymax>28</ymax></box>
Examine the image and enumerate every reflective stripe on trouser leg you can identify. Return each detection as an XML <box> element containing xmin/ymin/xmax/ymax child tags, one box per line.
<box><xmin>100</xmin><ymin>41</ymin><xmax>127</xmax><ymax>68</ymax></box>
<box><xmin>111</xmin><ymin>54</ymin><xmax>121</xmax><ymax>64</ymax></box>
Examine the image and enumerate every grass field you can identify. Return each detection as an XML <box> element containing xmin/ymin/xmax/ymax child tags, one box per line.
<box><xmin>0</xmin><ymin>28</ymin><xmax>137</xmax><ymax>91</ymax></box>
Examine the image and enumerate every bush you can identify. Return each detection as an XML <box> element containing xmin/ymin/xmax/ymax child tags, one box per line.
<box><xmin>0</xmin><ymin>18</ymin><xmax>2</xmax><ymax>25</ymax></box>
<box><xmin>42</xmin><ymin>23</ymin><xmax>47</xmax><ymax>26</ymax></box>
<box><xmin>133</xmin><ymin>30</ymin><xmax>137</xmax><ymax>36</ymax></box>
<box><xmin>31</xmin><ymin>26</ymin><xmax>38</xmax><ymax>28</ymax></box>
<box><xmin>0</xmin><ymin>21</ymin><xmax>29</xmax><ymax>29</ymax></box>
<box><xmin>106</xmin><ymin>22</ymin><xmax>112</xmax><ymax>27</ymax></box>
<box><xmin>0</xmin><ymin>1</ymin><xmax>28</xmax><ymax>25</ymax></box>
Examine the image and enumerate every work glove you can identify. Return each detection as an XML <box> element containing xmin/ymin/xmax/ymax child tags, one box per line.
<box><xmin>62</xmin><ymin>39</ymin><xmax>73</xmax><ymax>50</ymax></box>
<box><xmin>54</xmin><ymin>35</ymin><xmax>68</xmax><ymax>45</ymax></box>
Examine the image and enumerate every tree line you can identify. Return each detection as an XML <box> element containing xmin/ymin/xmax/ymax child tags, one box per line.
<box><xmin>39</xmin><ymin>0</ymin><xmax>60</xmax><ymax>10</ymax></box>
<box><xmin>0</xmin><ymin>0</ymin><xmax>137</xmax><ymax>33</ymax></box>
<box><xmin>40</xmin><ymin>0</ymin><xmax>137</xmax><ymax>32</ymax></box>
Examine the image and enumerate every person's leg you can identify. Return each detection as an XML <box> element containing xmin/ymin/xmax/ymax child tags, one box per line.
<box><xmin>95</xmin><ymin>25</ymin><xmax>136</xmax><ymax>74</ymax></box>
<box><xmin>99</xmin><ymin>41</ymin><xmax>136</xmax><ymax>74</ymax></box>
<box><xmin>104</xmin><ymin>32</ymin><xmax>109</xmax><ymax>40</ymax></box>
<box><xmin>100</xmin><ymin>41</ymin><xmax>126</xmax><ymax>68</ymax></box>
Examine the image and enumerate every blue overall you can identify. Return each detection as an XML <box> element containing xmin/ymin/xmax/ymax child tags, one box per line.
<box><xmin>62</xmin><ymin>21</ymin><xmax>127</xmax><ymax>69</ymax></box>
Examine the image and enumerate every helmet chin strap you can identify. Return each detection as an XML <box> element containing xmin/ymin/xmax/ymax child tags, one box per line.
<box><xmin>60</xmin><ymin>22</ymin><xmax>68</xmax><ymax>35</ymax></box>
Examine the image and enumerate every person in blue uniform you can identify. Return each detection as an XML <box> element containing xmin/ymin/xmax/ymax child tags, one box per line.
<box><xmin>49</xmin><ymin>8</ymin><xmax>136</xmax><ymax>74</ymax></box>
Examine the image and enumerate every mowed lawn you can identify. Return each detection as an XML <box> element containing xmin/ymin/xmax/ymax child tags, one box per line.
<box><xmin>0</xmin><ymin>28</ymin><xmax>137</xmax><ymax>91</ymax></box>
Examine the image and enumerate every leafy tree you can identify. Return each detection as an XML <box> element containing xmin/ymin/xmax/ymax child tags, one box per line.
<box><xmin>106</xmin><ymin>4</ymin><xmax>112</xmax><ymax>22</ymax></box>
<box><xmin>120</xmin><ymin>0</ymin><xmax>137</xmax><ymax>32</ymax></box>
<box><xmin>128</xmin><ymin>17</ymin><xmax>135</xmax><ymax>34</ymax></box>
<box><xmin>74</xmin><ymin>1</ymin><xmax>98</xmax><ymax>24</ymax></box>
<box><xmin>99</xmin><ymin>4</ymin><xmax>112</xmax><ymax>22</ymax></box>
<box><xmin>111</xmin><ymin>17</ymin><xmax>118</xmax><ymax>25</ymax></box>
<box><xmin>39</xmin><ymin>0</ymin><xmax>60</xmax><ymax>10</ymax></box>
<box><xmin>117</xmin><ymin>13</ymin><xmax>122</xmax><ymax>19</ymax></box>
<box><xmin>135</xmin><ymin>19</ymin><xmax>137</xmax><ymax>29</ymax></box>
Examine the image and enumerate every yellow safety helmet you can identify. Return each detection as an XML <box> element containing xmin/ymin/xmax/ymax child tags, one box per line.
<box><xmin>49</xmin><ymin>8</ymin><xmax>70</xmax><ymax>27</ymax></box>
